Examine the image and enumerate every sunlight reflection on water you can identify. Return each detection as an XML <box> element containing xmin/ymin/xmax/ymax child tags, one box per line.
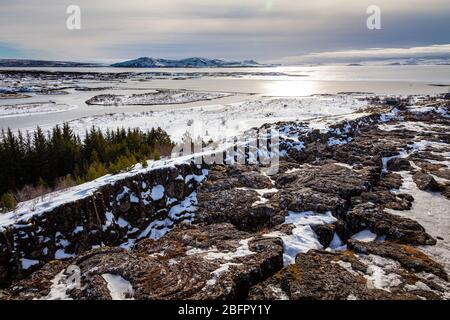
<box><xmin>263</xmin><ymin>80</ymin><xmax>319</xmax><ymax>97</ymax></box>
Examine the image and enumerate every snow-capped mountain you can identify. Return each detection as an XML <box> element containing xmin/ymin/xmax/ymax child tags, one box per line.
<box><xmin>110</xmin><ymin>57</ymin><xmax>262</xmax><ymax>68</ymax></box>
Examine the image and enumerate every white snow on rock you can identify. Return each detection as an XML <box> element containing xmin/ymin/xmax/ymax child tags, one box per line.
<box><xmin>21</xmin><ymin>258</ymin><xmax>39</xmax><ymax>270</ymax></box>
<box><xmin>101</xmin><ymin>273</ymin><xmax>134</xmax><ymax>300</ymax></box>
<box><xmin>186</xmin><ymin>238</ymin><xmax>255</xmax><ymax>261</ymax></box>
<box><xmin>103</xmin><ymin>211</ymin><xmax>115</xmax><ymax>230</ymax></box>
<box><xmin>205</xmin><ymin>263</ymin><xmax>241</xmax><ymax>287</ymax></box>
<box><xmin>116</xmin><ymin>217</ymin><xmax>130</xmax><ymax>228</ymax></box>
<box><xmin>54</xmin><ymin>249</ymin><xmax>75</xmax><ymax>260</ymax></box>
<box><xmin>73</xmin><ymin>226</ymin><xmax>84</xmax><ymax>234</ymax></box>
<box><xmin>358</xmin><ymin>254</ymin><xmax>403</xmax><ymax>292</ymax></box>
<box><xmin>328</xmin><ymin>233</ymin><xmax>347</xmax><ymax>251</ymax></box>
<box><xmin>187</xmin><ymin>238</ymin><xmax>258</xmax><ymax>288</ymax></box>
<box><xmin>351</xmin><ymin>229</ymin><xmax>378</xmax><ymax>243</ymax></box>
<box><xmin>116</xmin><ymin>186</ymin><xmax>131</xmax><ymax>203</ymax></box>
<box><xmin>327</xmin><ymin>136</ymin><xmax>352</xmax><ymax>146</ymax></box>
<box><xmin>137</xmin><ymin>188</ymin><xmax>204</xmax><ymax>242</ymax></box>
<box><xmin>268</xmin><ymin>284</ymin><xmax>290</xmax><ymax>300</ymax></box>
<box><xmin>406</xmin><ymin>104</ymin><xmax>449</xmax><ymax>118</ymax></box>
<box><xmin>379</xmin><ymin>107</ymin><xmax>403</xmax><ymax>122</ymax></box>
<box><xmin>138</xmin><ymin>218</ymin><xmax>173</xmax><ymax>241</ymax></box>
<box><xmin>235</xmin><ymin>187</ymin><xmax>279</xmax><ymax>207</ymax></box>
<box><xmin>378</xmin><ymin>121</ymin><xmax>449</xmax><ymax>134</ymax></box>
<box><xmin>40</xmin><ymin>270</ymin><xmax>75</xmax><ymax>300</ymax></box>
<box><xmin>150</xmin><ymin>185</ymin><xmax>165</xmax><ymax>201</ymax></box>
<box><xmin>168</xmin><ymin>191</ymin><xmax>198</xmax><ymax>221</ymax></box>
<box><xmin>381</xmin><ymin>140</ymin><xmax>446</xmax><ymax>174</ymax></box>
<box><xmin>265</xmin><ymin>211</ymin><xmax>337</xmax><ymax>265</ymax></box>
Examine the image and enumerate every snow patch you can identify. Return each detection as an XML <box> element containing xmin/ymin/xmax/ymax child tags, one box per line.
<box><xmin>351</xmin><ymin>229</ymin><xmax>378</xmax><ymax>243</ymax></box>
<box><xmin>21</xmin><ymin>258</ymin><xmax>39</xmax><ymax>270</ymax></box>
<box><xmin>150</xmin><ymin>185</ymin><xmax>165</xmax><ymax>201</ymax></box>
<box><xmin>265</xmin><ymin>211</ymin><xmax>337</xmax><ymax>265</ymax></box>
<box><xmin>101</xmin><ymin>273</ymin><xmax>134</xmax><ymax>300</ymax></box>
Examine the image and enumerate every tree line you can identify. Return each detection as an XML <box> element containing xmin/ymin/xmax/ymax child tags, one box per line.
<box><xmin>0</xmin><ymin>124</ymin><xmax>173</xmax><ymax>211</ymax></box>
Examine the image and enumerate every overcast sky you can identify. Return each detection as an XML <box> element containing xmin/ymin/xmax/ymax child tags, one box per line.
<box><xmin>0</xmin><ymin>0</ymin><xmax>449</xmax><ymax>63</ymax></box>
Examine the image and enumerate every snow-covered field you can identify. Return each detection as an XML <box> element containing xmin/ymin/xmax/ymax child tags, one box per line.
<box><xmin>65</xmin><ymin>94</ymin><xmax>370</xmax><ymax>141</ymax></box>
<box><xmin>0</xmin><ymin>93</ymin><xmax>374</xmax><ymax>232</ymax></box>
<box><xmin>0</xmin><ymin>102</ymin><xmax>77</xmax><ymax>119</ymax></box>
<box><xmin>85</xmin><ymin>89</ymin><xmax>231</xmax><ymax>106</ymax></box>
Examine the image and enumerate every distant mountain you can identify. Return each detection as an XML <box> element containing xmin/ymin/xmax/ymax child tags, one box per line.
<box><xmin>111</xmin><ymin>57</ymin><xmax>263</xmax><ymax>68</ymax></box>
<box><xmin>0</xmin><ymin>59</ymin><xmax>102</xmax><ymax>67</ymax></box>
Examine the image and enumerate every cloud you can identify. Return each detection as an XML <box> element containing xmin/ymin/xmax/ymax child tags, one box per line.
<box><xmin>0</xmin><ymin>0</ymin><xmax>449</xmax><ymax>60</ymax></box>
<box><xmin>277</xmin><ymin>44</ymin><xmax>450</xmax><ymax>64</ymax></box>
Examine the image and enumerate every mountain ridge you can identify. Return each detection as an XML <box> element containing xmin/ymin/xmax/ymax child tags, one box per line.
<box><xmin>110</xmin><ymin>57</ymin><xmax>262</xmax><ymax>68</ymax></box>
<box><xmin>0</xmin><ymin>59</ymin><xmax>102</xmax><ymax>67</ymax></box>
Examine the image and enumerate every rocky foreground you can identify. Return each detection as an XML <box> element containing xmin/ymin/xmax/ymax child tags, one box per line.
<box><xmin>0</xmin><ymin>95</ymin><xmax>449</xmax><ymax>300</ymax></box>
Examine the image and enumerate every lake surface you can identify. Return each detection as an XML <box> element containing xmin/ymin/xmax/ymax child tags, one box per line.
<box><xmin>1</xmin><ymin>65</ymin><xmax>449</xmax><ymax>133</ymax></box>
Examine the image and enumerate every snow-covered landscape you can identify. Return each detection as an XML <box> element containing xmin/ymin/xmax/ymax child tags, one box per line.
<box><xmin>1</xmin><ymin>0</ymin><xmax>450</xmax><ymax>314</ymax></box>
<box><xmin>0</xmin><ymin>102</ymin><xmax>77</xmax><ymax>119</ymax></box>
<box><xmin>0</xmin><ymin>62</ymin><xmax>449</xmax><ymax>304</ymax></box>
<box><xmin>85</xmin><ymin>89</ymin><xmax>231</xmax><ymax>106</ymax></box>
<box><xmin>66</xmin><ymin>94</ymin><xmax>370</xmax><ymax>141</ymax></box>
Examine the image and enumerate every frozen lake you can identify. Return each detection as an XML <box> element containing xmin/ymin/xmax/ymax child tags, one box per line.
<box><xmin>1</xmin><ymin>65</ymin><xmax>449</xmax><ymax>133</ymax></box>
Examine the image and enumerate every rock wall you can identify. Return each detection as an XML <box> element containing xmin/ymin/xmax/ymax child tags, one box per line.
<box><xmin>0</xmin><ymin>162</ymin><xmax>207</xmax><ymax>287</ymax></box>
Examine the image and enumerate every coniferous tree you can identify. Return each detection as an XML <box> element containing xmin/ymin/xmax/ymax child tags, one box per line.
<box><xmin>0</xmin><ymin>124</ymin><xmax>173</xmax><ymax>209</ymax></box>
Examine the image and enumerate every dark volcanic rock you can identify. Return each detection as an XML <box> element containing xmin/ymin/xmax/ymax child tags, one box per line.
<box><xmin>341</xmin><ymin>203</ymin><xmax>436</xmax><ymax>245</ymax></box>
<box><xmin>196</xmin><ymin>188</ymin><xmax>284</xmax><ymax>231</ymax></box>
<box><xmin>248</xmin><ymin>247</ymin><xmax>448</xmax><ymax>300</ymax></box>
<box><xmin>275</xmin><ymin>163</ymin><xmax>371</xmax><ymax>200</ymax></box>
<box><xmin>0</xmin><ymin>162</ymin><xmax>207</xmax><ymax>287</ymax></box>
<box><xmin>311</xmin><ymin>224</ymin><xmax>336</xmax><ymax>247</ymax></box>
<box><xmin>376</xmin><ymin>172</ymin><xmax>404</xmax><ymax>190</ymax></box>
<box><xmin>195</xmin><ymin>165</ymin><xmax>285</xmax><ymax>231</ymax></box>
<box><xmin>352</xmin><ymin>190</ymin><xmax>413</xmax><ymax>210</ymax></box>
<box><xmin>386</xmin><ymin>158</ymin><xmax>413</xmax><ymax>172</ymax></box>
<box><xmin>347</xmin><ymin>240</ymin><xmax>448</xmax><ymax>280</ymax></box>
<box><xmin>4</xmin><ymin>223</ymin><xmax>284</xmax><ymax>300</ymax></box>
<box><xmin>201</xmin><ymin>165</ymin><xmax>273</xmax><ymax>192</ymax></box>
<box><xmin>274</xmin><ymin>163</ymin><xmax>373</xmax><ymax>217</ymax></box>
<box><xmin>280</xmin><ymin>187</ymin><xmax>346</xmax><ymax>214</ymax></box>
<box><xmin>2</xmin><ymin>97</ymin><xmax>450</xmax><ymax>300</ymax></box>
<box><xmin>248</xmin><ymin>250</ymin><xmax>401</xmax><ymax>300</ymax></box>
<box><xmin>412</xmin><ymin>171</ymin><xmax>444</xmax><ymax>192</ymax></box>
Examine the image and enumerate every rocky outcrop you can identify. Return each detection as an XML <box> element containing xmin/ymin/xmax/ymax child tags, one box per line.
<box><xmin>195</xmin><ymin>165</ymin><xmax>285</xmax><ymax>231</ymax></box>
<box><xmin>311</xmin><ymin>224</ymin><xmax>336</xmax><ymax>248</ymax></box>
<box><xmin>413</xmin><ymin>171</ymin><xmax>444</xmax><ymax>192</ymax></box>
<box><xmin>341</xmin><ymin>203</ymin><xmax>436</xmax><ymax>245</ymax></box>
<box><xmin>0</xmin><ymin>163</ymin><xmax>208</xmax><ymax>286</ymax></box>
<box><xmin>1</xmin><ymin>96</ymin><xmax>449</xmax><ymax>300</ymax></box>
<box><xmin>347</xmin><ymin>240</ymin><xmax>448</xmax><ymax>280</ymax></box>
<box><xmin>248</xmin><ymin>250</ymin><xmax>401</xmax><ymax>300</ymax></box>
<box><xmin>248</xmin><ymin>248</ymin><xmax>448</xmax><ymax>300</ymax></box>
<box><xmin>276</xmin><ymin>163</ymin><xmax>372</xmax><ymax>200</ymax></box>
<box><xmin>387</xmin><ymin>158</ymin><xmax>413</xmax><ymax>172</ymax></box>
<box><xmin>3</xmin><ymin>223</ymin><xmax>283</xmax><ymax>300</ymax></box>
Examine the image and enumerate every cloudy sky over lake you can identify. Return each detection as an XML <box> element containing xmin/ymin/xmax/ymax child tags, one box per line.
<box><xmin>0</xmin><ymin>0</ymin><xmax>449</xmax><ymax>63</ymax></box>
